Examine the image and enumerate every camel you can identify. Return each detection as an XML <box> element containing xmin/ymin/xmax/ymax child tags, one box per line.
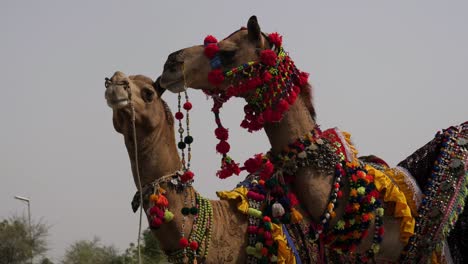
<box><xmin>105</xmin><ymin>71</ymin><xmax>250</xmax><ymax>263</ymax></box>
<box><xmin>159</xmin><ymin>16</ymin><xmax>468</xmax><ymax>263</ymax></box>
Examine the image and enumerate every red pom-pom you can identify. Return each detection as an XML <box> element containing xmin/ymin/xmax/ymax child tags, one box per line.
<box><xmin>175</xmin><ymin>111</ymin><xmax>184</xmax><ymax>120</ymax></box>
<box><xmin>216</xmin><ymin>159</ymin><xmax>240</xmax><ymax>179</ymax></box>
<box><xmin>287</xmin><ymin>90</ymin><xmax>297</xmax><ymax>105</ymax></box>
<box><xmin>204</xmin><ymin>43</ymin><xmax>219</xmax><ymax>59</ymax></box>
<box><xmin>189</xmin><ymin>241</ymin><xmax>199</xmax><ymax>251</ymax></box>
<box><xmin>260</xmin><ymin>50</ymin><xmax>278</xmax><ymax>67</ymax></box>
<box><xmin>208</xmin><ymin>69</ymin><xmax>225</xmax><ymax>86</ymax></box>
<box><xmin>256</xmin><ymin>114</ymin><xmax>265</xmax><ymax>125</ymax></box>
<box><xmin>299</xmin><ymin>71</ymin><xmax>309</xmax><ymax>86</ymax></box>
<box><xmin>240</xmin><ymin>119</ymin><xmax>250</xmax><ymax>129</ymax></box>
<box><xmin>179</xmin><ymin>237</ymin><xmax>189</xmax><ymax>248</ymax></box>
<box><xmin>204</xmin><ymin>35</ymin><xmax>218</xmax><ymax>45</ymax></box>
<box><xmin>263</xmin><ymin>216</ymin><xmax>271</xmax><ymax>222</ymax></box>
<box><xmin>247</xmin><ymin>225</ymin><xmax>258</xmax><ymax>234</ymax></box>
<box><xmin>271</xmin><ymin>111</ymin><xmax>282</xmax><ymax>122</ymax></box>
<box><xmin>149</xmin><ymin>206</ymin><xmax>162</xmax><ymax>216</ymax></box>
<box><xmin>262</xmin><ymin>109</ymin><xmax>274</xmax><ymax>122</ymax></box>
<box><xmin>183</xmin><ymin>102</ymin><xmax>192</xmax><ymax>110</ymax></box>
<box><xmin>151</xmin><ymin>217</ymin><xmax>163</xmax><ymax>228</ymax></box>
<box><xmin>262</xmin><ymin>71</ymin><xmax>273</xmax><ymax>82</ymax></box>
<box><xmin>181</xmin><ymin>170</ymin><xmax>194</xmax><ymax>182</ymax></box>
<box><xmin>260</xmin><ymin>160</ymin><xmax>274</xmax><ymax>180</ymax></box>
<box><xmin>288</xmin><ymin>193</ymin><xmax>299</xmax><ymax>207</ymax></box>
<box><xmin>214</xmin><ymin>127</ymin><xmax>229</xmax><ymax>140</ymax></box>
<box><xmin>277</xmin><ymin>99</ymin><xmax>290</xmax><ymax>113</ymax></box>
<box><xmin>292</xmin><ymin>85</ymin><xmax>301</xmax><ymax>94</ymax></box>
<box><xmin>261</xmin><ymin>247</ymin><xmax>268</xmax><ymax>256</ymax></box>
<box><xmin>268</xmin><ymin>32</ymin><xmax>283</xmax><ymax>47</ymax></box>
<box><xmin>265</xmin><ymin>239</ymin><xmax>274</xmax><ymax>246</ymax></box>
<box><xmin>216</xmin><ymin>140</ymin><xmax>230</xmax><ymax>154</ymax></box>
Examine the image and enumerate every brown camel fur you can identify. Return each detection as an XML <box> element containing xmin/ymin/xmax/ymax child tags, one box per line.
<box><xmin>159</xmin><ymin>16</ymin><xmax>406</xmax><ymax>261</ymax></box>
<box><xmin>105</xmin><ymin>71</ymin><xmax>249</xmax><ymax>263</ymax></box>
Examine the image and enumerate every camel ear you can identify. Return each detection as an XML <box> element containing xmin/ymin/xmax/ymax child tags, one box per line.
<box><xmin>153</xmin><ymin>76</ymin><xmax>166</xmax><ymax>97</ymax></box>
<box><xmin>247</xmin><ymin>15</ymin><xmax>261</xmax><ymax>43</ymax></box>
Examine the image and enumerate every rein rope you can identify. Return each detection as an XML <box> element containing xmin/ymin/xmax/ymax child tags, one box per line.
<box><xmin>105</xmin><ymin>78</ymin><xmax>144</xmax><ymax>264</ymax></box>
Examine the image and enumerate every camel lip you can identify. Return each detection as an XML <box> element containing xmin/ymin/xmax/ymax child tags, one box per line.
<box><xmin>107</xmin><ymin>98</ymin><xmax>129</xmax><ymax>109</ymax></box>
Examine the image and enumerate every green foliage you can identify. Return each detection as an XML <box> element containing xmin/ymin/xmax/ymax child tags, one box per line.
<box><xmin>120</xmin><ymin>229</ymin><xmax>167</xmax><ymax>264</ymax></box>
<box><xmin>0</xmin><ymin>215</ymin><xmax>49</xmax><ymax>264</ymax></box>
<box><xmin>61</xmin><ymin>237</ymin><xmax>122</xmax><ymax>264</ymax></box>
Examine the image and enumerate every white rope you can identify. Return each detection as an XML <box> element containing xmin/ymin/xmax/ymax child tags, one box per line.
<box><xmin>129</xmin><ymin>99</ymin><xmax>143</xmax><ymax>264</ymax></box>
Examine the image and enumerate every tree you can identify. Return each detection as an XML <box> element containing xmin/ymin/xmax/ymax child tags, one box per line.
<box><xmin>121</xmin><ymin>229</ymin><xmax>167</xmax><ymax>264</ymax></box>
<box><xmin>0</xmin><ymin>215</ymin><xmax>49</xmax><ymax>264</ymax></box>
<box><xmin>61</xmin><ymin>237</ymin><xmax>122</xmax><ymax>264</ymax></box>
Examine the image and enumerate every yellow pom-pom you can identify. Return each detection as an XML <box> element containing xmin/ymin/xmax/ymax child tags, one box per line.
<box><xmin>164</xmin><ymin>210</ymin><xmax>174</xmax><ymax>222</ymax></box>
<box><xmin>290</xmin><ymin>208</ymin><xmax>303</xmax><ymax>224</ymax></box>
<box><xmin>150</xmin><ymin>194</ymin><xmax>159</xmax><ymax>203</ymax></box>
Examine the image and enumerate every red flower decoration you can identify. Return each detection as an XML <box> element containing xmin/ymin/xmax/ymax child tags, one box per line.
<box><xmin>208</xmin><ymin>69</ymin><xmax>225</xmax><ymax>86</ymax></box>
<box><xmin>268</xmin><ymin>32</ymin><xmax>283</xmax><ymax>47</ymax></box>
<box><xmin>244</xmin><ymin>154</ymin><xmax>264</xmax><ymax>173</ymax></box>
<box><xmin>216</xmin><ymin>140</ymin><xmax>230</xmax><ymax>154</ymax></box>
<box><xmin>204</xmin><ymin>43</ymin><xmax>219</xmax><ymax>59</ymax></box>
<box><xmin>216</xmin><ymin>158</ymin><xmax>240</xmax><ymax>179</ymax></box>
<box><xmin>204</xmin><ymin>35</ymin><xmax>218</xmax><ymax>45</ymax></box>
<box><xmin>214</xmin><ymin>127</ymin><xmax>229</xmax><ymax>140</ymax></box>
<box><xmin>260</xmin><ymin>49</ymin><xmax>278</xmax><ymax>67</ymax></box>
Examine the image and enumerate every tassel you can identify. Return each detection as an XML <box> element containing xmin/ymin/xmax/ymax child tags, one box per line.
<box><xmin>164</xmin><ymin>210</ymin><xmax>174</xmax><ymax>222</ymax></box>
<box><xmin>272</xmin><ymin>202</ymin><xmax>285</xmax><ymax>217</ymax></box>
<box><xmin>290</xmin><ymin>208</ymin><xmax>303</xmax><ymax>224</ymax></box>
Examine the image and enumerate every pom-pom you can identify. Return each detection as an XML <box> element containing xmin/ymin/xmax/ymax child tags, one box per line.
<box><xmin>247</xmin><ymin>225</ymin><xmax>258</xmax><ymax>234</ymax></box>
<box><xmin>181</xmin><ymin>207</ymin><xmax>190</xmax><ymax>215</ymax></box>
<box><xmin>208</xmin><ymin>69</ymin><xmax>225</xmax><ymax>86</ymax></box>
<box><xmin>214</xmin><ymin>127</ymin><xmax>229</xmax><ymax>140</ymax></box>
<box><xmin>288</xmin><ymin>193</ymin><xmax>299</xmax><ymax>207</ymax></box>
<box><xmin>175</xmin><ymin>111</ymin><xmax>184</xmax><ymax>120</ymax></box>
<box><xmin>190</xmin><ymin>241</ymin><xmax>199</xmax><ymax>250</ymax></box>
<box><xmin>255</xmin><ymin>242</ymin><xmax>263</xmax><ymax>251</ymax></box>
<box><xmin>287</xmin><ymin>90</ymin><xmax>297</xmax><ymax>105</ymax></box>
<box><xmin>262</xmin><ymin>71</ymin><xmax>273</xmax><ymax>82</ymax></box>
<box><xmin>216</xmin><ymin>157</ymin><xmax>240</xmax><ymax>179</ymax></box>
<box><xmin>156</xmin><ymin>195</ymin><xmax>169</xmax><ymax>207</ymax></box>
<box><xmin>244</xmin><ymin>154</ymin><xmax>263</xmax><ymax>173</ymax></box>
<box><xmin>151</xmin><ymin>217</ymin><xmax>163</xmax><ymax>228</ymax></box>
<box><xmin>272</xmin><ymin>202</ymin><xmax>285</xmax><ymax>217</ymax></box>
<box><xmin>204</xmin><ymin>35</ymin><xmax>218</xmax><ymax>45</ymax></box>
<box><xmin>179</xmin><ymin>237</ymin><xmax>189</xmax><ymax>248</ymax></box>
<box><xmin>149</xmin><ymin>194</ymin><xmax>158</xmax><ymax>203</ymax></box>
<box><xmin>181</xmin><ymin>170</ymin><xmax>194</xmax><ymax>182</ymax></box>
<box><xmin>204</xmin><ymin>43</ymin><xmax>219</xmax><ymax>59</ymax></box>
<box><xmin>184</xmin><ymin>136</ymin><xmax>193</xmax><ymax>144</ymax></box>
<box><xmin>261</xmin><ymin>247</ymin><xmax>269</xmax><ymax>256</ymax></box>
<box><xmin>260</xmin><ymin>50</ymin><xmax>278</xmax><ymax>67</ymax></box>
<box><xmin>277</xmin><ymin>99</ymin><xmax>290</xmax><ymax>113</ymax></box>
<box><xmin>183</xmin><ymin>102</ymin><xmax>192</xmax><ymax>110</ymax></box>
<box><xmin>263</xmin><ymin>216</ymin><xmax>271</xmax><ymax>223</ymax></box>
<box><xmin>164</xmin><ymin>210</ymin><xmax>174</xmax><ymax>222</ymax></box>
<box><xmin>248</xmin><ymin>208</ymin><xmax>262</xmax><ymax>218</ymax></box>
<box><xmin>290</xmin><ymin>208</ymin><xmax>303</xmax><ymax>224</ymax></box>
<box><xmin>298</xmin><ymin>71</ymin><xmax>309</xmax><ymax>86</ymax></box>
<box><xmin>268</xmin><ymin>32</ymin><xmax>283</xmax><ymax>47</ymax></box>
<box><xmin>216</xmin><ymin>140</ymin><xmax>230</xmax><ymax>154</ymax></box>
<box><xmin>271</xmin><ymin>111</ymin><xmax>282</xmax><ymax>122</ymax></box>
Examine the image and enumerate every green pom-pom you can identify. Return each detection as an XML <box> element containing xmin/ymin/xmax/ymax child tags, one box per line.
<box><xmin>181</xmin><ymin>207</ymin><xmax>190</xmax><ymax>215</ymax></box>
<box><xmin>178</xmin><ymin>142</ymin><xmax>186</xmax><ymax>149</ymax></box>
<box><xmin>184</xmin><ymin>136</ymin><xmax>193</xmax><ymax>144</ymax></box>
<box><xmin>190</xmin><ymin>207</ymin><xmax>198</xmax><ymax>215</ymax></box>
<box><xmin>264</xmin><ymin>222</ymin><xmax>272</xmax><ymax>231</ymax></box>
<box><xmin>164</xmin><ymin>210</ymin><xmax>174</xmax><ymax>222</ymax></box>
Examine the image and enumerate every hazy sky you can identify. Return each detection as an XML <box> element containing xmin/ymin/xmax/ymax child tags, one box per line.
<box><xmin>1</xmin><ymin>0</ymin><xmax>467</xmax><ymax>262</ymax></box>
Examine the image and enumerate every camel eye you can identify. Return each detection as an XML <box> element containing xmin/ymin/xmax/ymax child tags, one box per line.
<box><xmin>141</xmin><ymin>88</ymin><xmax>155</xmax><ymax>103</ymax></box>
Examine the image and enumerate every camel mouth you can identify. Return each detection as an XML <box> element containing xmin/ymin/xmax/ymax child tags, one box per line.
<box><xmin>107</xmin><ymin>98</ymin><xmax>129</xmax><ymax>109</ymax></box>
<box><xmin>160</xmin><ymin>73</ymin><xmax>186</xmax><ymax>93</ymax></box>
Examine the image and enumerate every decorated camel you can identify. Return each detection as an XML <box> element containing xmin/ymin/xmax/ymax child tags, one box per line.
<box><xmin>158</xmin><ymin>16</ymin><xmax>468</xmax><ymax>263</ymax></box>
<box><xmin>105</xmin><ymin>72</ymin><xmax>250</xmax><ymax>263</ymax></box>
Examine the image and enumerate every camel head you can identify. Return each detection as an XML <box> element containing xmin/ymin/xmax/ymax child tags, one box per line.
<box><xmin>160</xmin><ymin>15</ymin><xmax>273</xmax><ymax>96</ymax></box>
<box><xmin>105</xmin><ymin>71</ymin><xmax>170</xmax><ymax>135</ymax></box>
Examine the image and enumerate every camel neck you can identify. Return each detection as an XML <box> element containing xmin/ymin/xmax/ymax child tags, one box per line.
<box><xmin>264</xmin><ymin>94</ymin><xmax>316</xmax><ymax>153</ymax></box>
<box><xmin>125</xmin><ymin>122</ymin><xmax>181</xmax><ymax>188</ymax></box>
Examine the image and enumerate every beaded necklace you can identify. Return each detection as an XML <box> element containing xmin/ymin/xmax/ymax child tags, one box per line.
<box><xmin>400</xmin><ymin>123</ymin><xmax>468</xmax><ymax>263</ymax></box>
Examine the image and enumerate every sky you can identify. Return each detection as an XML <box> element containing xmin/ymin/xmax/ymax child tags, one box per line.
<box><xmin>1</xmin><ymin>0</ymin><xmax>467</xmax><ymax>262</ymax></box>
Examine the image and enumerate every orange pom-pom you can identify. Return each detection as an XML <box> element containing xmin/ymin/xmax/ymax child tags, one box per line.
<box><xmin>290</xmin><ymin>208</ymin><xmax>303</xmax><ymax>224</ymax></box>
<box><xmin>157</xmin><ymin>195</ymin><xmax>169</xmax><ymax>207</ymax></box>
<box><xmin>150</xmin><ymin>194</ymin><xmax>159</xmax><ymax>203</ymax></box>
